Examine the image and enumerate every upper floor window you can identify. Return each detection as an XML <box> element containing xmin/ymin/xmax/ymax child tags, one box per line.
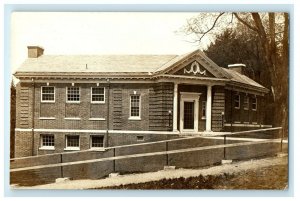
<box><xmin>91</xmin><ymin>87</ymin><xmax>105</xmax><ymax>103</ymax></box>
<box><xmin>129</xmin><ymin>95</ymin><xmax>141</xmax><ymax>119</ymax></box>
<box><xmin>252</xmin><ymin>97</ymin><xmax>257</xmax><ymax>111</ymax></box>
<box><xmin>244</xmin><ymin>96</ymin><xmax>249</xmax><ymax>110</ymax></box>
<box><xmin>234</xmin><ymin>94</ymin><xmax>240</xmax><ymax>109</ymax></box>
<box><xmin>202</xmin><ymin>101</ymin><xmax>206</xmax><ymax>119</ymax></box>
<box><xmin>41</xmin><ymin>86</ymin><xmax>55</xmax><ymax>102</ymax></box>
<box><xmin>67</xmin><ymin>87</ymin><xmax>80</xmax><ymax>103</ymax></box>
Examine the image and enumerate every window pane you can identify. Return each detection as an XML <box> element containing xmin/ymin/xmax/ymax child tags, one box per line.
<box><xmin>67</xmin><ymin>87</ymin><xmax>80</xmax><ymax>102</ymax></box>
<box><xmin>130</xmin><ymin>95</ymin><xmax>140</xmax><ymax>117</ymax></box>
<box><xmin>91</xmin><ymin>136</ymin><xmax>104</xmax><ymax>147</ymax></box>
<box><xmin>67</xmin><ymin>136</ymin><xmax>79</xmax><ymax>147</ymax></box>
<box><xmin>91</xmin><ymin>87</ymin><xmax>105</xmax><ymax>102</ymax></box>
<box><xmin>41</xmin><ymin>87</ymin><xmax>54</xmax><ymax>101</ymax></box>
<box><xmin>42</xmin><ymin>135</ymin><xmax>54</xmax><ymax>147</ymax></box>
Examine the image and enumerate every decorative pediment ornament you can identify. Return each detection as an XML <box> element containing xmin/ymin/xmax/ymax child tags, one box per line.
<box><xmin>183</xmin><ymin>61</ymin><xmax>207</xmax><ymax>76</ymax></box>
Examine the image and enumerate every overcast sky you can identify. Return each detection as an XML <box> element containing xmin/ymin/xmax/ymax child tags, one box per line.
<box><xmin>11</xmin><ymin>12</ymin><xmax>205</xmax><ymax>73</ymax></box>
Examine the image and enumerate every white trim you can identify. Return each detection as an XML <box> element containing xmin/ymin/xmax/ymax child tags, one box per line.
<box><xmin>65</xmin><ymin>135</ymin><xmax>80</xmax><ymax>150</ymax></box>
<box><xmin>39</xmin><ymin>146</ymin><xmax>55</xmax><ymax>150</ymax></box>
<box><xmin>39</xmin><ymin>117</ymin><xmax>56</xmax><ymax>120</ymax></box>
<box><xmin>64</xmin><ymin>147</ymin><xmax>80</xmax><ymax>151</ymax></box>
<box><xmin>91</xmin><ymin>87</ymin><xmax>105</xmax><ymax>104</ymax></box>
<box><xmin>205</xmin><ymin>85</ymin><xmax>212</xmax><ymax>132</ymax></box>
<box><xmin>173</xmin><ymin>83</ymin><xmax>178</xmax><ymax>132</ymax></box>
<box><xmin>66</xmin><ymin>86</ymin><xmax>81</xmax><ymax>103</ymax></box>
<box><xmin>129</xmin><ymin>94</ymin><xmax>141</xmax><ymax>119</ymax></box>
<box><xmin>41</xmin><ymin>86</ymin><xmax>55</xmax><ymax>103</ymax></box>
<box><xmin>64</xmin><ymin>117</ymin><xmax>81</xmax><ymax>120</ymax></box>
<box><xmin>89</xmin><ymin>118</ymin><xmax>105</xmax><ymax>121</ymax></box>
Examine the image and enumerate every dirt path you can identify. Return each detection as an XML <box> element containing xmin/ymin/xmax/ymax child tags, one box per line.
<box><xmin>12</xmin><ymin>155</ymin><xmax>288</xmax><ymax>190</ymax></box>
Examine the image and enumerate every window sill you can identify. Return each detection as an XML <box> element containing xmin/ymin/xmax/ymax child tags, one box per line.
<box><xmin>234</xmin><ymin>121</ymin><xmax>241</xmax><ymax>123</ymax></box>
<box><xmin>64</xmin><ymin>117</ymin><xmax>81</xmax><ymax>120</ymax></box>
<box><xmin>89</xmin><ymin>147</ymin><xmax>105</xmax><ymax>151</ymax></box>
<box><xmin>91</xmin><ymin>102</ymin><xmax>105</xmax><ymax>104</ymax></box>
<box><xmin>252</xmin><ymin>122</ymin><xmax>258</xmax><ymax>124</ymax></box>
<box><xmin>128</xmin><ymin>117</ymin><xmax>141</xmax><ymax>121</ymax></box>
<box><xmin>41</xmin><ymin>101</ymin><xmax>55</xmax><ymax>103</ymax></box>
<box><xmin>201</xmin><ymin>117</ymin><xmax>206</xmax><ymax>120</ymax></box>
<box><xmin>39</xmin><ymin>117</ymin><xmax>56</xmax><ymax>120</ymax></box>
<box><xmin>89</xmin><ymin>118</ymin><xmax>105</xmax><ymax>121</ymax></box>
<box><xmin>39</xmin><ymin>147</ymin><xmax>55</xmax><ymax>150</ymax></box>
<box><xmin>64</xmin><ymin>147</ymin><xmax>80</xmax><ymax>151</ymax></box>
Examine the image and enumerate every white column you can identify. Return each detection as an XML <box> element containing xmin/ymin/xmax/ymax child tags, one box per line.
<box><xmin>173</xmin><ymin>83</ymin><xmax>178</xmax><ymax>132</ymax></box>
<box><xmin>206</xmin><ymin>85</ymin><xmax>212</xmax><ymax>132</ymax></box>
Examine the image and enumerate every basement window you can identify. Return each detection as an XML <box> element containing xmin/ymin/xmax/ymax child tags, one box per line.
<box><xmin>90</xmin><ymin>135</ymin><xmax>104</xmax><ymax>148</ymax></box>
<box><xmin>41</xmin><ymin>86</ymin><xmax>55</xmax><ymax>102</ymax></box>
<box><xmin>234</xmin><ymin>94</ymin><xmax>240</xmax><ymax>109</ymax></box>
<box><xmin>40</xmin><ymin>134</ymin><xmax>55</xmax><ymax>150</ymax></box>
<box><xmin>65</xmin><ymin>135</ymin><xmax>80</xmax><ymax>150</ymax></box>
<box><xmin>91</xmin><ymin>87</ymin><xmax>105</xmax><ymax>103</ymax></box>
<box><xmin>137</xmin><ymin>136</ymin><xmax>144</xmax><ymax>142</ymax></box>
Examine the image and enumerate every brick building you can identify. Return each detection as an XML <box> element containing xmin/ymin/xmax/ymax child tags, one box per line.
<box><xmin>13</xmin><ymin>46</ymin><xmax>271</xmax><ymax>157</ymax></box>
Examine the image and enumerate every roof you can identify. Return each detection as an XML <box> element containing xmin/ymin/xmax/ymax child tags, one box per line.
<box><xmin>14</xmin><ymin>49</ymin><xmax>268</xmax><ymax>93</ymax></box>
<box><xmin>17</xmin><ymin>55</ymin><xmax>177</xmax><ymax>73</ymax></box>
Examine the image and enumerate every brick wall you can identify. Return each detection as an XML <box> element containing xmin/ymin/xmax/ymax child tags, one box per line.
<box><xmin>211</xmin><ymin>86</ymin><xmax>225</xmax><ymax>132</ymax></box>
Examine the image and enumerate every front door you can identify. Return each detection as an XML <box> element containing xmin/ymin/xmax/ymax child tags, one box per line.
<box><xmin>183</xmin><ymin>101</ymin><xmax>194</xmax><ymax>129</ymax></box>
<box><xmin>180</xmin><ymin>92</ymin><xmax>201</xmax><ymax>133</ymax></box>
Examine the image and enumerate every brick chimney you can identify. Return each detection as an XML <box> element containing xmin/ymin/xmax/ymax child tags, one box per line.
<box><xmin>228</xmin><ymin>64</ymin><xmax>246</xmax><ymax>74</ymax></box>
<box><xmin>27</xmin><ymin>46</ymin><xmax>44</xmax><ymax>58</ymax></box>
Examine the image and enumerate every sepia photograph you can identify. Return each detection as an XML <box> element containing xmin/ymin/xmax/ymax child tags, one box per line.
<box><xmin>9</xmin><ymin>11</ymin><xmax>289</xmax><ymax>190</ymax></box>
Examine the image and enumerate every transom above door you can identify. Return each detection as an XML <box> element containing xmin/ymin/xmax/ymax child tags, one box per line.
<box><xmin>179</xmin><ymin>92</ymin><xmax>201</xmax><ymax>133</ymax></box>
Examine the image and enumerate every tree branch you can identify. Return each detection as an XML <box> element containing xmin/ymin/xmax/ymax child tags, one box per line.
<box><xmin>198</xmin><ymin>12</ymin><xmax>225</xmax><ymax>42</ymax></box>
<box><xmin>233</xmin><ymin>13</ymin><xmax>258</xmax><ymax>32</ymax></box>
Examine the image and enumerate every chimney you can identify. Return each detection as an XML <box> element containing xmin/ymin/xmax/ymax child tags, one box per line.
<box><xmin>228</xmin><ymin>64</ymin><xmax>246</xmax><ymax>74</ymax></box>
<box><xmin>27</xmin><ymin>46</ymin><xmax>44</xmax><ymax>58</ymax></box>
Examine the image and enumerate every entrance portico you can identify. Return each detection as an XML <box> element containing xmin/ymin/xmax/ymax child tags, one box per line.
<box><xmin>173</xmin><ymin>83</ymin><xmax>214</xmax><ymax>134</ymax></box>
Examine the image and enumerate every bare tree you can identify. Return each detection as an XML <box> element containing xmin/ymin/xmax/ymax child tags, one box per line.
<box><xmin>180</xmin><ymin>12</ymin><xmax>289</xmax><ymax>137</ymax></box>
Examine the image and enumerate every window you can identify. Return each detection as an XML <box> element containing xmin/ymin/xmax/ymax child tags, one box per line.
<box><xmin>41</xmin><ymin>86</ymin><xmax>55</xmax><ymax>102</ymax></box>
<box><xmin>234</xmin><ymin>94</ymin><xmax>240</xmax><ymax>109</ymax></box>
<box><xmin>137</xmin><ymin>136</ymin><xmax>144</xmax><ymax>142</ymax></box>
<box><xmin>40</xmin><ymin>134</ymin><xmax>54</xmax><ymax>149</ymax></box>
<box><xmin>202</xmin><ymin>101</ymin><xmax>206</xmax><ymax>119</ymax></box>
<box><xmin>65</xmin><ymin>135</ymin><xmax>80</xmax><ymax>150</ymax></box>
<box><xmin>67</xmin><ymin>87</ymin><xmax>80</xmax><ymax>103</ymax></box>
<box><xmin>244</xmin><ymin>96</ymin><xmax>249</xmax><ymax>110</ymax></box>
<box><xmin>91</xmin><ymin>87</ymin><xmax>105</xmax><ymax>103</ymax></box>
<box><xmin>90</xmin><ymin>135</ymin><xmax>104</xmax><ymax>148</ymax></box>
<box><xmin>130</xmin><ymin>95</ymin><xmax>141</xmax><ymax>119</ymax></box>
<box><xmin>252</xmin><ymin>97</ymin><xmax>257</xmax><ymax>111</ymax></box>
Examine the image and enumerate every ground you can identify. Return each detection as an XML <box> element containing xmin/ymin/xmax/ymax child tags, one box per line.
<box><xmin>12</xmin><ymin>154</ymin><xmax>288</xmax><ymax>190</ymax></box>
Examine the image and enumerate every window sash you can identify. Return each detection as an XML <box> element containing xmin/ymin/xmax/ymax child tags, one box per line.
<box><xmin>91</xmin><ymin>136</ymin><xmax>104</xmax><ymax>148</ymax></box>
<box><xmin>91</xmin><ymin>87</ymin><xmax>105</xmax><ymax>103</ymax></box>
<box><xmin>244</xmin><ymin>96</ymin><xmax>249</xmax><ymax>110</ymax></box>
<box><xmin>252</xmin><ymin>98</ymin><xmax>257</xmax><ymax>111</ymax></box>
<box><xmin>41</xmin><ymin>87</ymin><xmax>55</xmax><ymax>102</ymax></box>
<box><xmin>234</xmin><ymin>94</ymin><xmax>240</xmax><ymax>109</ymax></box>
<box><xmin>130</xmin><ymin>95</ymin><xmax>140</xmax><ymax>117</ymax></box>
<box><xmin>41</xmin><ymin>134</ymin><xmax>54</xmax><ymax>147</ymax></box>
<box><xmin>202</xmin><ymin>101</ymin><xmax>206</xmax><ymax>118</ymax></box>
<box><xmin>67</xmin><ymin>87</ymin><xmax>80</xmax><ymax>102</ymax></box>
<box><xmin>66</xmin><ymin>135</ymin><xmax>80</xmax><ymax>147</ymax></box>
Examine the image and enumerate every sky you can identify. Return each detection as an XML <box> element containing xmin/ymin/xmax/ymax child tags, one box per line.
<box><xmin>11</xmin><ymin>12</ymin><xmax>205</xmax><ymax>73</ymax></box>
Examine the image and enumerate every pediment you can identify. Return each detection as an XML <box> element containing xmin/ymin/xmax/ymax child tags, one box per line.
<box><xmin>170</xmin><ymin>60</ymin><xmax>215</xmax><ymax>78</ymax></box>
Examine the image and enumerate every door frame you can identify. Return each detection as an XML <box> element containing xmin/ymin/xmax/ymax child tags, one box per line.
<box><xmin>179</xmin><ymin>92</ymin><xmax>201</xmax><ymax>133</ymax></box>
